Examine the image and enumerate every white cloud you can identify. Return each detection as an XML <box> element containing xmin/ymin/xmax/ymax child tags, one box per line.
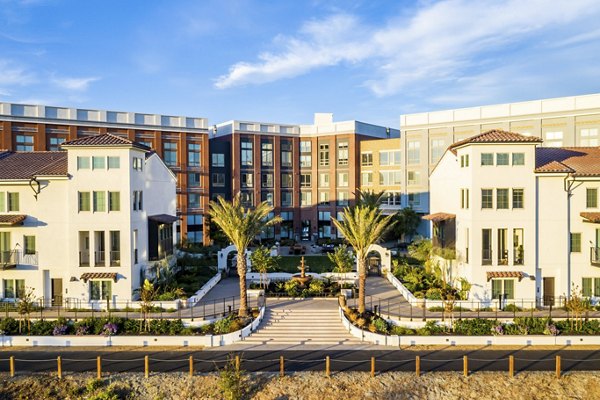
<box><xmin>52</xmin><ymin>76</ymin><xmax>99</xmax><ymax>91</ymax></box>
<box><xmin>0</xmin><ymin>60</ymin><xmax>35</xmax><ymax>86</ymax></box>
<box><xmin>214</xmin><ymin>0</ymin><xmax>600</xmax><ymax>95</ymax></box>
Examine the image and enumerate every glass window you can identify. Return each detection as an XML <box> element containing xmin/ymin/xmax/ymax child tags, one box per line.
<box><xmin>361</xmin><ymin>152</ymin><xmax>373</xmax><ymax>166</ymax></box>
<box><xmin>361</xmin><ymin>172</ymin><xmax>373</xmax><ymax>186</ymax></box>
<box><xmin>512</xmin><ymin>153</ymin><xmax>525</xmax><ymax>166</ymax></box>
<box><xmin>512</xmin><ymin>189</ymin><xmax>524</xmax><ymax>209</ymax></box>
<box><xmin>281</xmin><ymin>173</ymin><xmax>293</xmax><ymax>188</ymax></box>
<box><xmin>319</xmin><ymin>173</ymin><xmax>329</xmax><ymax>188</ymax></box>
<box><xmin>380</xmin><ymin>171</ymin><xmax>402</xmax><ymax>186</ymax></box>
<box><xmin>188</xmin><ymin>173</ymin><xmax>201</xmax><ymax>188</ymax></box>
<box><xmin>108</xmin><ymin>192</ymin><xmax>120</xmax><ymax>212</ymax></box>
<box><xmin>240</xmin><ymin>191</ymin><xmax>253</xmax><ymax>207</ymax></box>
<box><xmin>261</xmin><ymin>142</ymin><xmax>273</xmax><ymax>167</ymax></box>
<box><xmin>337</xmin><ymin>142</ymin><xmax>349</xmax><ymax>165</ymax></box>
<box><xmin>496</xmin><ymin>153</ymin><xmax>509</xmax><ymax>166</ymax></box>
<box><xmin>212</xmin><ymin>153</ymin><xmax>225</xmax><ymax>167</ymax></box>
<box><xmin>481</xmin><ymin>153</ymin><xmax>494</xmax><ymax>166</ymax></box>
<box><xmin>570</xmin><ymin>232</ymin><xmax>581</xmax><ymax>252</ymax></box>
<box><xmin>300</xmin><ymin>174</ymin><xmax>311</xmax><ymax>188</ymax></box>
<box><xmin>77</xmin><ymin>156</ymin><xmax>90</xmax><ymax>170</ymax></box>
<box><xmin>241</xmin><ymin>173</ymin><xmax>253</xmax><ymax>188</ymax></box>
<box><xmin>16</xmin><ymin>135</ymin><xmax>34</xmax><ymax>151</ymax></box>
<box><xmin>0</xmin><ymin>192</ymin><xmax>4</xmax><ymax>212</ymax></box>
<box><xmin>461</xmin><ymin>188</ymin><xmax>469</xmax><ymax>209</ymax></box>
<box><xmin>300</xmin><ymin>154</ymin><xmax>312</xmax><ymax>168</ymax></box>
<box><xmin>92</xmin><ymin>156</ymin><xmax>105</xmax><ymax>170</ymax></box>
<box><xmin>261</xmin><ymin>173</ymin><xmax>273</xmax><ymax>188</ymax></box>
<box><xmin>504</xmin><ymin>280</ymin><xmax>515</xmax><ymax>300</ymax></box>
<box><xmin>407</xmin><ymin>171</ymin><xmax>420</xmax><ymax>185</ymax></box>
<box><xmin>261</xmin><ymin>191</ymin><xmax>274</xmax><ymax>206</ymax></box>
<box><xmin>407</xmin><ymin>141</ymin><xmax>420</xmax><ymax>164</ymax></box>
<box><xmin>319</xmin><ymin>191</ymin><xmax>329</xmax><ymax>205</ymax></box>
<box><xmin>107</xmin><ymin>156</ymin><xmax>120</xmax><ymax>169</ymax></box>
<box><xmin>497</xmin><ymin>189</ymin><xmax>509</xmax><ymax>209</ymax></box>
<box><xmin>337</xmin><ymin>172</ymin><xmax>348</xmax><ymax>187</ymax></box>
<box><xmin>133</xmin><ymin>191</ymin><xmax>143</xmax><ymax>211</ymax></box>
<box><xmin>513</xmin><ymin>228</ymin><xmax>524</xmax><ymax>265</ymax></box>
<box><xmin>587</xmin><ymin>188</ymin><xmax>598</xmax><ymax>208</ymax></box>
<box><xmin>408</xmin><ymin>193</ymin><xmax>420</xmax><ymax>207</ymax></box>
<box><xmin>49</xmin><ymin>137</ymin><xmax>65</xmax><ymax>151</ymax></box>
<box><xmin>7</xmin><ymin>192</ymin><xmax>19</xmax><ymax>212</ymax></box>
<box><xmin>3</xmin><ymin>279</ymin><xmax>25</xmax><ymax>299</ymax></box>
<box><xmin>337</xmin><ymin>191</ymin><xmax>349</xmax><ymax>206</ymax></box>
<box><xmin>78</xmin><ymin>192</ymin><xmax>90</xmax><ymax>212</ymax></box>
<box><xmin>430</xmin><ymin>139</ymin><xmax>445</xmax><ymax>162</ymax></box>
<box><xmin>188</xmin><ymin>143</ymin><xmax>201</xmax><ymax>167</ymax></box>
<box><xmin>580</xmin><ymin>128</ymin><xmax>599</xmax><ymax>146</ymax></box>
<box><xmin>582</xmin><ymin>278</ymin><xmax>593</xmax><ymax>297</ymax></box>
<box><xmin>300</xmin><ymin>191</ymin><xmax>312</xmax><ymax>206</ymax></box>
<box><xmin>281</xmin><ymin>191</ymin><xmax>293</xmax><ymax>207</ymax></box>
<box><xmin>481</xmin><ymin>189</ymin><xmax>493</xmax><ymax>209</ymax></box>
<box><xmin>23</xmin><ymin>235</ymin><xmax>35</xmax><ymax>255</ymax></box>
<box><xmin>545</xmin><ymin>131</ymin><xmax>563</xmax><ymax>147</ymax></box>
<box><xmin>281</xmin><ymin>142</ymin><xmax>293</xmax><ymax>168</ymax></box>
<box><xmin>163</xmin><ymin>142</ymin><xmax>178</xmax><ymax>166</ymax></box>
<box><xmin>212</xmin><ymin>173</ymin><xmax>225</xmax><ymax>187</ymax></box>
<box><xmin>482</xmin><ymin>229</ymin><xmax>492</xmax><ymax>264</ymax></box>
<box><xmin>498</xmin><ymin>228</ymin><xmax>508</xmax><ymax>265</ymax></box>
<box><xmin>90</xmin><ymin>280</ymin><xmax>112</xmax><ymax>300</ymax></box>
<box><xmin>300</xmin><ymin>141</ymin><xmax>311</xmax><ymax>153</ymax></box>
<box><xmin>188</xmin><ymin>193</ymin><xmax>201</xmax><ymax>208</ymax></box>
<box><xmin>241</xmin><ymin>140</ymin><xmax>253</xmax><ymax>166</ymax></box>
<box><xmin>132</xmin><ymin>157</ymin><xmax>143</xmax><ymax>171</ymax></box>
<box><xmin>93</xmin><ymin>191</ymin><xmax>106</xmax><ymax>212</ymax></box>
<box><xmin>460</xmin><ymin>154</ymin><xmax>470</xmax><ymax>167</ymax></box>
<box><xmin>319</xmin><ymin>144</ymin><xmax>330</xmax><ymax>167</ymax></box>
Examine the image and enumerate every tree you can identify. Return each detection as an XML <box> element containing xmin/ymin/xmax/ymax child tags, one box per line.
<box><xmin>327</xmin><ymin>244</ymin><xmax>354</xmax><ymax>283</ymax></box>
<box><xmin>564</xmin><ymin>284</ymin><xmax>591</xmax><ymax>331</ymax></box>
<box><xmin>250</xmin><ymin>246</ymin><xmax>280</xmax><ymax>289</ymax></box>
<box><xmin>137</xmin><ymin>279</ymin><xmax>156</xmax><ymax>332</ymax></box>
<box><xmin>208</xmin><ymin>194</ymin><xmax>281</xmax><ymax>317</ymax></box>
<box><xmin>332</xmin><ymin>205</ymin><xmax>394</xmax><ymax>314</ymax></box>
<box><xmin>17</xmin><ymin>287</ymin><xmax>36</xmax><ymax>334</ymax></box>
<box><xmin>393</xmin><ymin>207</ymin><xmax>421</xmax><ymax>242</ymax></box>
<box><xmin>355</xmin><ymin>189</ymin><xmax>385</xmax><ymax>210</ymax></box>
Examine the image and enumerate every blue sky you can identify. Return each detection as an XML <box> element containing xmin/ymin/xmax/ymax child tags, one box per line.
<box><xmin>2</xmin><ymin>0</ymin><xmax>600</xmax><ymax>128</ymax></box>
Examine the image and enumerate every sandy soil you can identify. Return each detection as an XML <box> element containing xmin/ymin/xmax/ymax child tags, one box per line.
<box><xmin>0</xmin><ymin>371</ymin><xmax>599</xmax><ymax>400</ymax></box>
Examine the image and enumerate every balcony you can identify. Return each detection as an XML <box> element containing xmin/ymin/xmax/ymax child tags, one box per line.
<box><xmin>110</xmin><ymin>251</ymin><xmax>121</xmax><ymax>267</ymax></box>
<box><xmin>95</xmin><ymin>250</ymin><xmax>105</xmax><ymax>265</ymax></box>
<box><xmin>591</xmin><ymin>247</ymin><xmax>600</xmax><ymax>266</ymax></box>
<box><xmin>482</xmin><ymin>249</ymin><xmax>492</xmax><ymax>266</ymax></box>
<box><xmin>79</xmin><ymin>250</ymin><xmax>90</xmax><ymax>267</ymax></box>
<box><xmin>0</xmin><ymin>250</ymin><xmax>38</xmax><ymax>268</ymax></box>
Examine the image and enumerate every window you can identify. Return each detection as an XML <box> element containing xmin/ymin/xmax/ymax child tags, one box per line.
<box><xmin>319</xmin><ymin>144</ymin><xmax>330</xmax><ymax>167</ymax></box>
<box><xmin>186</xmin><ymin>216</ymin><xmax>203</xmax><ymax>244</ymax></box>
<box><xmin>337</xmin><ymin>191</ymin><xmax>349</xmax><ymax>206</ymax></box>
<box><xmin>382</xmin><ymin>191</ymin><xmax>401</xmax><ymax>206</ymax></box>
<box><xmin>300</xmin><ymin>141</ymin><xmax>311</xmax><ymax>153</ymax></box>
<box><xmin>481</xmin><ymin>189</ymin><xmax>493</xmax><ymax>209</ymax></box>
<box><xmin>23</xmin><ymin>235</ymin><xmax>35</xmax><ymax>255</ymax></box>
<box><xmin>512</xmin><ymin>189</ymin><xmax>524</xmax><ymax>209</ymax></box>
<box><xmin>482</xmin><ymin>228</ymin><xmax>492</xmax><ymax>264</ymax></box>
<box><xmin>3</xmin><ymin>279</ymin><xmax>25</xmax><ymax>299</ymax></box>
<box><xmin>90</xmin><ymin>280</ymin><xmax>112</xmax><ymax>301</ymax></box>
<box><xmin>582</xmin><ymin>278</ymin><xmax>593</xmax><ymax>297</ymax></box>
<box><xmin>465</xmin><ymin>228</ymin><xmax>469</xmax><ymax>263</ymax></box>
<box><xmin>132</xmin><ymin>157</ymin><xmax>143</xmax><ymax>171</ymax></box>
<box><xmin>498</xmin><ymin>228</ymin><xmax>508</xmax><ymax>265</ymax></box>
<box><xmin>241</xmin><ymin>140</ymin><xmax>253</xmax><ymax>166</ymax></box>
<box><xmin>49</xmin><ymin>137</ymin><xmax>65</xmax><ymax>151</ymax></box>
<box><xmin>513</xmin><ymin>228</ymin><xmax>524</xmax><ymax>265</ymax></box>
<box><xmin>545</xmin><ymin>131</ymin><xmax>563</xmax><ymax>147</ymax></box>
<box><xmin>319</xmin><ymin>191</ymin><xmax>329</xmax><ymax>205</ymax></box>
<box><xmin>587</xmin><ymin>188</ymin><xmax>598</xmax><ymax>208</ymax></box>
<box><xmin>408</xmin><ymin>193</ymin><xmax>420</xmax><ymax>207</ymax></box>
<box><xmin>212</xmin><ymin>153</ymin><xmax>225</xmax><ymax>167</ymax></box>
<box><xmin>261</xmin><ymin>142</ymin><xmax>273</xmax><ymax>167</ymax></box>
<box><xmin>319</xmin><ymin>173</ymin><xmax>329</xmax><ymax>188</ymax></box>
<box><xmin>261</xmin><ymin>173</ymin><xmax>273</xmax><ymax>188</ymax></box>
<box><xmin>281</xmin><ymin>192</ymin><xmax>293</xmax><ymax>207</ymax></box>
<box><xmin>188</xmin><ymin>173</ymin><xmax>201</xmax><ymax>188</ymax></box>
<box><xmin>188</xmin><ymin>143</ymin><xmax>201</xmax><ymax>167</ymax></box>
<box><xmin>261</xmin><ymin>191</ymin><xmax>274</xmax><ymax>206</ymax></box>
<box><xmin>138</xmin><ymin>140</ymin><xmax>152</xmax><ymax>149</ymax></box>
<box><xmin>77</xmin><ymin>156</ymin><xmax>90</xmax><ymax>170</ymax></box>
<box><xmin>110</xmin><ymin>230</ymin><xmax>120</xmax><ymax>266</ymax></box>
<box><xmin>163</xmin><ymin>142</ymin><xmax>177</xmax><ymax>166</ymax></box>
<box><xmin>318</xmin><ymin>211</ymin><xmax>331</xmax><ymax>221</ymax></box>
<box><xmin>497</xmin><ymin>189</ymin><xmax>509</xmax><ymax>209</ymax></box>
<box><xmin>337</xmin><ymin>172</ymin><xmax>349</xmax><ymax>187</ymax></box>
<box><xmin>188</xmin><ymin>193</ymin><xmax>200</xmax><ymax>208</ymax></box>
<box><xmin>361</xmin><ymin>152</ymin><xmax>373</xmax><ymax>167</ymax></box>
<box><xmin>570</xmin><ymin>233</ymin><xmax>581</xmax><ymax>253</ymax></box>
<box><xmin>460</xmin><ymin>154</ymin><xmax>470</xmax><ymax>167</ymax></box>
<box><xmin>300</xmin><ymin>154</ymin><xmax>312</xmax><ymax>168</ymax></box>
<box><xmin>337</xmin><ymin>142</ymin><xmax>349</xmax><ymax>165</ymax></box>
<box><xmin>281</xmin><ymin>141</ymin><xmax>292</xmax><ymax>167</ymax></box>
<box><xmin>93</xmin><ymin>191</ymin><xmax>106</xmax><ymax>212</ymax></box>
<box><xmin>92</xmin><ymin>156</ymin><xmax>105</xmax><ymax>170</ymax></box>
<box><xmin>300</xmin><ymin>191</ymin><xmax>312</xmax><ymax>206</ymax></box>
<box><xmin>496</xmin><ymin>153</ymin><xmax>509</xmax><ymax>166</ymax></box>
<box><xmin>595</xmin><ymin>278</ymin><xmax>600</xmax><ymax>297</ymax></box>
<box><xmin>407</xmin><ymin>171</ymin><xmax>420</xmax><ymax>185</ymax></box>
<box><xmin>16</xmin><ymin>135</ymin><xmax>33</xmax><ymax>151</ymax></box>
<box><xmin>212</xmin><ymin>173</ymin><xmax>225</xmax><ymax>187</ymax></box>
<box><xmin>237</xmin><ymin>173</ymin><xmax>251</xmax><ymax>188</ymax></box>
<box><xmin>407</xmin><ymin>141</ymin><xmax>420</xmax><ymax>164</ymax></box>
<box><xmin>361</xmin><ymin>172</ymin><xmax>373</xmax><ymax>186</ymax></box>
<box><xmin>491</xmin><ymin>279</ymin><xmax>514</xmax><ymax>300</ymax></box>
<box><xmin>380</xmin><ymin>170</ymin><xmax>402</xmax><ymax>186</ymax></box>
<box><xmin>580</xmin><ymin>128</ymin><xmax>599</xmax><ymax>146</ymax></box>
<box><xmin>240</xmin><ymin>191</ymin><xmax>253</xmax><ymax>207</ymax></box>
<box><xmin>133</xmin><ymin>190</ymin><xmax>143</xmax><ymax>211</ymax></box>
<box><xmin>512</xmin><ymin>153</ymin><xmax>525</xmax><ymax>166</ymax></box>
<box><xmin>78</xmin><ymin>192</ymin><xmax>90</xmax><ymax>212</ymax></box>
<box><xmin>461</xmin><ymin>189</ymin><xmax>469</xmax><ymax>209</ymax></box>
<box><xmin>0</xmin><ymin>192</ymin><xmax>4</xmax><ymax>212</ymax></box>
<box><xmin>108</xmin><ymin>156</ymin><xmax>120</xmax><ymax>169</ymax></box>
<box><xmin>7</xmin><ymin>192</ymin><xmax>19</xmax><ymax>212</ymax></box>
<box><xmin>108</xmin><ymin>192</ymin><xmax>120</xmax><ymax>212</ymax></box>
<box><xmin>300</xmin><ymin>174</ymin><xmax>311</xmax><ymax>188</ymax></box>
<box><xmin>431</xmin><ymin>139</ymin><xmax>445</xmax><ymax>162</ymax></box>
<box><xmin>481</xmin><ymin>153</ymin><xmax>494</xmax><ymax>166</ymax></box>
<box><xmin>281</xmin><ymin>173</ymin><xmax>293</xmax><ymax>188</ymax></box>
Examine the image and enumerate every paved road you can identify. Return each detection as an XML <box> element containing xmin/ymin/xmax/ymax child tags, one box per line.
<box><xmin>1</xmin><ymin>348</ymin><xmax>600</xmax><ymax>374</ymax></box>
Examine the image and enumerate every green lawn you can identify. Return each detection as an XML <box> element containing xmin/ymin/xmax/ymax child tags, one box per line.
<box><xmin>274</xmin><ymin>255</ymin><xmax>335</xmax><ymax>274</ymax></box>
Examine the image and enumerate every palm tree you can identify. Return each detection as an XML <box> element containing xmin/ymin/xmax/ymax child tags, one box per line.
<box><xmin>332</xmin><ymin>205</ymin><xmax>394</xmax><ymax>314</ymax></box>
<box><xmin>355</xmin><ymin>189</ymin><xmax>386</xmax><ymax>210</ymax></box>
<box><xmin>208</xmin><ymin>195</ymin><xmax>281</xmax><ymax>317</ymax></box>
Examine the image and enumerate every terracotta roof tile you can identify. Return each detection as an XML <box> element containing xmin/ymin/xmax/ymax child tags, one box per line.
<box><xmin>62</xmin><ymin>133</ymin><xmax>150</xmax><ymax>150</ymax></box>
<box><xmin>423</xmin><ymin>212</ymin><xmax>456</xmax><ymax>222</ymax></box>
<box><xmin>0</xmin><ymin>214</ymin><xmax>26</xmax><ymax>225</ymax></box>
<box><xmin>486</xmin><ymin>271</ymin><xmax>525</xmax><ymax>281</ymax></box>
<box><xmin>535</xmin><ymin>147</ymin><xmax>600</xmax><ymax>176</ymax></box>
<box><xmin>0</xmin><ymin>152</ymin><xmax>67</xmax><ymax>180</ymax></box>
<box><xmin>581</xmin><ymin>212</ymin><xmax>600</xmax><ymax>223</ymax></box>
<box><xmin>80</xmin><ymin>272</ymin><xmax>119</xmax><ymax>282</ymax></box>
<box><xmin>449</xmin><ymin>130</ymin><xmax>542</xmax><ymax>154</ymax></box>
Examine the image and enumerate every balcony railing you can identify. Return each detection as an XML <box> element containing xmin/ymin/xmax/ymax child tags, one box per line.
<box><xmin>95</xmin><ymin>250</ymin><xmax>105</xmax><ymax>265</ymax></box>
<box><xmin>591</xmin><ymin>247</ymin><xmax>600</xmax><ymax>266</ymax></box>
<box><xmin>79</xmin><ymin>250</ymin><xmax>90</xmax><ymax>266</ymax></box>
<box><xmin>0</xmin><ymin>250</ymin><xmax>38</xmax><ymax>267</ymax></box>
<box><xmin>482</xmin><ymin>249</ymin><xmax>492</xmax><ymax>265</ymax></box>
<box><xmin>110</xmin><ymin>251</ymin><xmax>121</xmax><ymax>267</ymax></box>
<box><xmin>21</xmin><ymin>251</ymin><xmax>38</xmax><ymax>266</ymax></box>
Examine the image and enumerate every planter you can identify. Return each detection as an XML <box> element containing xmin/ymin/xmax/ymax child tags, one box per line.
<box><xmin>247</xmin><ymin>289</ymin><xmax>264</xmax><ymax>297</ymax></box>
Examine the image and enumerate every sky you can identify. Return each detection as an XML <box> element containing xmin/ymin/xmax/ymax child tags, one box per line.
<box><xmin>1</xmin><ymin>0</ymin><xmax>600</xmax><ymax>128</ymax></box>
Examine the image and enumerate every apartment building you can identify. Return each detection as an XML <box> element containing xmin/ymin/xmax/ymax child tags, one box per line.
<box><xmin>211</xmin><ymin>113</ymin><xmax>399</xmax><ymax>241</ymax></box>
<box><xmin>0</xmin><ymin>134</ymin><xmax>176</xmax><ymax>306</ymax></box>
<box><xmin>428</xmin><ymin>129</ymin><xmax>600</xmax><ymax>305</ymax></box>
<box><xmin>401</xmin><ymin>93</ymin><xmax>600</xmax><ymax>221</ymax></box>
<box><xmin>0</xmin><ymin>102</ymin><xmax>209</xmax><ymax>245</ymax></box>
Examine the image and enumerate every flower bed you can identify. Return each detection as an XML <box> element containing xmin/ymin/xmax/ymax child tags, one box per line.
<box><xmin>250</xmin><ymin>279</ymin><xmax>354</xmax><ymax>298</ymax></box>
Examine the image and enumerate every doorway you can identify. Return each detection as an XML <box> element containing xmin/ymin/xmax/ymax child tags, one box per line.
<box><xmin>51</xmin><ymin>278</ymin><xmax>63</xmax><ymax>307</ymax></box>
<box><xmin>543</xmin><ymin>277</ymin><xmax>555</xmax><ymax>306</ymax></box>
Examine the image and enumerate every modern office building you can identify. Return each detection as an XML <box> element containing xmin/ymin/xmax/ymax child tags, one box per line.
<box><xmin>0</xmin><ymin>133</ymin><xmax>176</xmax><ymax>305</ymax></box>
<box><xmin>211</xmin><ymin>114</ymin><xmax>399</xmax><ymax>241</ymax></box>
<box><xmin>0</xmin><ymin>102</ymin><xmax>210</xmax><ymax>244</ymax></box>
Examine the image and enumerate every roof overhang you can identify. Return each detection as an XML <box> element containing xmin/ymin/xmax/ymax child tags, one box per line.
<box><xmin>486</xmin><ymin>271</ymin><xmax>525</xmax><ymax>282</ymax></box>
<box><xmin>581</xmin><ymin>212</ymin><xmax>600</xmax><ymax>223</ymax></box>
<box><xmin>423</xmin><ymin>212</ymin><xmax>456</xmax><ymax>223</ymax></box>
<box><xmin>80</xmin><ymin>272</ymin><xmax>119</xmax><ymax>283</ymax></box>
<box><xmin>149</xmin><ymin>214</ymin><xmax>179</xmax><ymax>224</ymax></box>
<box><xmin>0</xmin><ymin>214</ymin><xmax>26</xmax><ymax>226</ymax></box>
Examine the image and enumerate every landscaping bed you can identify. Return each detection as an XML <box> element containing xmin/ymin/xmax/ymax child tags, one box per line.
<box><xmin>250</xmin><ymin>279</ymin><xmax>353</xmax><ymax>298</ymax></box>
<box><xmin>275</xmin><ymin>255</ymin><xmax>335</xmax><ymax>273</ymax></box>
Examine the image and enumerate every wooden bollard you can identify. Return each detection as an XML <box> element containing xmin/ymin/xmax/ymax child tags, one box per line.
<box><xmin>509</xmin><ymin>355</ymin><xmax>514</xmax><ymax>378</ymax></box>
<box><xmin>325</xmin><ymin>356</ymin><xmax>331</xmax><ymax>378</ymax></box>
<box><xmin>279</xmin><ymin>356</ymin><xmax>284</xmax><ymax>377</ymax></box>
<box><xmin>235</xmin><ymin>355</ymin><xmax>240</xmax><ymax>372</ymax></box>
<box><xmin>144</xmin><ymin>355</ymin><xmax>149</xmax><ymax>378</ymax></box>
<box><xmin>189</xmin><ymin>355</ymin><xmax>194</xmax><ymax>377</ymax></box>
<box><xmin>57</xmin><ymin>356</ymin><xmax>62</xmax><ymax>379</ymax></box>
<box><xmin>415</xmin><ymin>356</ymin><xmax>421</xmax><ymax>377</ymax></box>
<box><xmin>463</xmin><ymin>355</ymin><xmax>468</xmax><ymax>377</ymax></box>
<box><xmin>556</xmin><ymin>355</ymin><xmax>561</xmax><ymax>379</ymax></box>
<box><xmin>370</xmin><ymin>357</ymin><xmax>376</xmax><ymax>378</ymax></box>
<box><xmin>97</xmin><ymin>356</ymin><xmax>102</xmax><ymax>379</ymax></box>
<box><xmin>9</xmin><ymin>356</ymin><xmax>14</xmax><ymax>377</ymax></box>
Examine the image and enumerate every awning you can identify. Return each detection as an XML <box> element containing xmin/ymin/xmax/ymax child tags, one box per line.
<box><xmin>486</xmin><ymin>271</ymin><xmax>525</xmax><ymax>282</ymax></box>
<box><xmin>422</xmin><ymin>212</ymin><xmax>456</xmax><ymax>223</ymax></box>
<box><xmin>0</xmin><ymin>214</ymin><xmax>26</xmax><ymax>226</ymax></box>
<box><xmin>80</xmin><ymin>272</ymin><xmax>119</xmax><ymax>283</ymax></box>
<box><xmin>581</xmin><ymin>212</ymin><xmax>600</xmax><ymax>223</ymax></box>
<box><xmin>148</xmin><ymin>214</ymin><xmax>178</xmax><ymax>224</ymax></box>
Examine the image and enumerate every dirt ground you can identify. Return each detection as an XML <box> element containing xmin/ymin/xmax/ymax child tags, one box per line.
<box><xmin>0</xmin><ymin>371</ymin><xmax>599</xmax><ymax>400</ymax></box>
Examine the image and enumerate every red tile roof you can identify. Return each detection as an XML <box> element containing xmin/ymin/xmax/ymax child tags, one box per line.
<box><xmin>449</xmin><ymin>130</ymin><xmax>542</xmax><ymax>154</ymax></box>
<box><xmin>581</xmin><ymin>212</ymin><xmax>600</xmax><ymax>223</ymax></box>
<box><xmin>0</xmin><ymin>152</ymin><xmax>67</xmax><ymax>180</ymax></box>
<box><xmin>535</xmin><ymin>147</ymin><xmax>600</xmax><ymax>176</ymax></box>
<box><xmin>80</xmin><ymin>272</ymin><xmax>119</xmax><ymax>282</ymax></box>
<box><xmin>62</xmin><ymin>133</ymin><xmax>150</xmax><ymax>150</ymax></box>
<box><xmin>423</xmin><ymin>212</ymin><xmax>456</xmax><ymax>222</ymax></box>
<box><xmin>0</xmin><ymin>214</ymin><xmax>26</xmax><ymax>225</ymax></box>
<box><xmin>486</xmin><ymin>271</ymin><xmax>525</xmax><ymax>281</ymax></box>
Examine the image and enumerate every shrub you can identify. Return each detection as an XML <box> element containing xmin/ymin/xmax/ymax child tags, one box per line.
<box><xmin>53</xmin><ymin>324</ymin><xmax>68</xmax><ymax>336</ymax></box>
<box><xmin>347</xmin><ymin>311</ymin><xmax>359</xmax><ymax>323</ymax></box>
<box><xmin>513</xmin><ymin>317</ymin><xmax>550</xmax><ymax>335</ymax></box>
<box><xmin>30</xmin><ymin>320</ymin><xmax>54</xmax><ymax>336</ymax></box>
<box><xmin>123</xmin><ymin>319</ymin><xmax>140</xmax><ymax>335</ymax></box>
<box><xmin>308</xmin><ymin>279</ymin><xmax>325</xmax><ymax>295</ymax></box>
<box><xmin>0</xmin><ymin>318</ymin><xmax>18</xmax><ymax>335</ymax></box>
<box><xmin>425</xmin><ymin>288</ymin><xmax>443</xmax><ymax>300</ymax></box>
<box><xmin>213</xmin><ymin>316</ymin><xmax>233</xmax><ymax>335</ymax></box>
<box><xmin>86</xmin><ymin>378</ymin><xmax>105</xmax><ymax>393</ymax></box>
<box><xmin>504</xmin><ymin>304</ymin><xmax>522</xmax><ymax>312</ymax></box>
<box><xmin>453</xmin><ymin>319</ymin><xmax>496</xmax><ymax>336</ymax></box>
<box><xmin>219</xmin><ymin>356</ymin><xmax>247</xmax><ymax>400</ymax></box>
<box><xmin>102</xmin><ymin>322</ymin><xmax>118</xmax><ymax>336</ymax></box>
<box><xmin>284</xmin><ymin>280</ymin><xmax>300</xmax><ymax>297</ymax></box>
<box><xmin>356</xmin><ymin>318</ymin><xmax>367</xmax><ymax>328</ymax></box>
<box><xmin>390</xmin><ymin>325</ymin><xmax>416</xmax><ymax>335</ymax></box>
<box><xmin>428</xmin><ymin>306</ymin><xmax>445</xmax><ymax>312</ymax></box>
<box><xmin>417</xmin><ymin>320</ymin><xmax>448</xmax><ymax>336</ymax></box>
<box><xmin>371</xmin><ymin>318</ymin><xmax>389</xmax><ymax>334</ymax></box>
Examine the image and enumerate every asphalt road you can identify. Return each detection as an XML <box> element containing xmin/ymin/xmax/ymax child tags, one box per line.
<box><xmin>1</xmin><ymin>348</ymin><xmax>600</xmax><ymax>375</ymax></box>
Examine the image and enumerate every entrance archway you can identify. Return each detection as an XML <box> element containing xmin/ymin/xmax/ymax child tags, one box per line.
<box><xmin>364</xmin><ymin>244</ymin><xmax>392</xmax><ymax>275</ymax></box>
<box><xmin>217</xmin><ymin>245</ymin><xmax>252</xmax><ymax>273</ymax></box>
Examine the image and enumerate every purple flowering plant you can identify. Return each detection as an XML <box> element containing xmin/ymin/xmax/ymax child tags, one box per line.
<box><xmin>102</xmin><ymin>322</ymin><xmax>118</xmax><ymax>336</ymax></box>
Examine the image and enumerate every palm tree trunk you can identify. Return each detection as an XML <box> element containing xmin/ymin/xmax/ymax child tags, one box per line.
<box><xmin>358</xmin><ymin>258</ymin><xmax>367</xmax><ymax>315</ymax></box>
<box><xmin>237</xmin><ymin>251</ymin><xmax>248</xmax><ymax>317</ymax></box>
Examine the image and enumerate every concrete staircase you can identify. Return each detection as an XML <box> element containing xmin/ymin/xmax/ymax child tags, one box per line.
<box><xmin>244</xmin><ymin>300</ymin><xmax>363</xmax><ymax>345</ymax></box>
